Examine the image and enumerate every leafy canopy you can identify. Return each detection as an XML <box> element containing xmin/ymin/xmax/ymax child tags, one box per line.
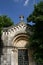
<box><xmin>27</xmin><ymin>1</ymin><xmax>43</xmax><ymax>64</ymax></box>
<box><xmin>0</xmin><ymin>15</ymin><xmax>14</xmax><ymax>28</ymax></box>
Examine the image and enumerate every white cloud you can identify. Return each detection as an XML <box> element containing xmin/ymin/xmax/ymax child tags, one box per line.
<box><xmin>24</xmin><ymin>0</ymin><xmax>29</xmax><ymax>6</ymax></box>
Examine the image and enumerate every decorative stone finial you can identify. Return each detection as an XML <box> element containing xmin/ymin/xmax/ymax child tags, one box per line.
<box><xmin>19</xmin><ymin>16</ymin><xmax>24</xmax><ymax>21</ymax></box>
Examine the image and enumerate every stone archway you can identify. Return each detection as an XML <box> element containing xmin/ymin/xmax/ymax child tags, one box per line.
<box><xmin>11</xmin><ymin>33</ymin><xmax>36</xmax><ymax>65</ymax></box>
<box><xmin>12</xmin><ymin>33</ymin><xmax>29</xmax><ymax>48</ymax></box>
<box><xmin>11</xmin><ymin>33</ymin><xmax>29</xmax><ymax>65</ymax></box>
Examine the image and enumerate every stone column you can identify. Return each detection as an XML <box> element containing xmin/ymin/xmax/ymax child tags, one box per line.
<box><xmin>11</xmin><ymin>48</ymin><xmax>18</xmax><ymax>65</ymax></box>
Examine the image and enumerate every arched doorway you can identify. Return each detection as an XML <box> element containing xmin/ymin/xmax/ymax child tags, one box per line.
<box><xmin>12</xmin><ymin>33</ymin><xmax>29</xmax><ymax>65</ymax></box>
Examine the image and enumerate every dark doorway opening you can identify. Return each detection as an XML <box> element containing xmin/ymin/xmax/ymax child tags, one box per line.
<box><xmin>18</xmin><ymin>49</ymin><xmax>29</xmax><ymax>65</ymax></box>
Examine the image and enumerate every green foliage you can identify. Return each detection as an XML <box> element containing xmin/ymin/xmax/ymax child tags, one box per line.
<box><xmin>0</xmin><ymin>15</ymin><xmax>14</xmax><ymax>28</ymax></box>
<box><xmin>27</xmin><ymin>1</ymin><xmax>43</xmax><ymax>64</ymax></box>
<box><xmin>0</xmin><ymin>15</ymin><xmax>14</xmax><ymax>36</ymax></box>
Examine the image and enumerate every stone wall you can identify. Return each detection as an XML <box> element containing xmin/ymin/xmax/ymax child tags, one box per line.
<box><xmin>1</xmin><ymin>22</ymin><xmax>36</xmax><ymax>65</ymax></box>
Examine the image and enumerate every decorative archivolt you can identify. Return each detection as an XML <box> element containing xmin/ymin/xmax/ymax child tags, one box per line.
<box><xmin>12</xmin><ymin>33</ymin><xmax>29</xmax><ymax>48</ymax></box>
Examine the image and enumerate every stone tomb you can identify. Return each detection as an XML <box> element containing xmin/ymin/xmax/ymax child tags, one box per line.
<box><xmin>1</xmin><ymin>22</ymin><xmax>36</xmax><ymax>65</ymax></box>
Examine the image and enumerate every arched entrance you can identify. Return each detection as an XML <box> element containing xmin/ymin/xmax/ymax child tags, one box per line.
<box><xmin>11</xmin><ymin>33</ymin><xmax>29</xmax><ymax>65</ymax></box>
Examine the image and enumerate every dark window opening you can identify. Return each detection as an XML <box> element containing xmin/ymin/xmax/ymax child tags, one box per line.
<box><xmin>18</xmin><ymin>49</ymin><xmax>29</xmax><ymax>65</ymax></box>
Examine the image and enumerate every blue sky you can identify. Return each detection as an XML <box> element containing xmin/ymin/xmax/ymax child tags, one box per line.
<box><xmin>0</xmin><ymin>0</ymin><xmax>41</xmax><ymax>24</ymax></box>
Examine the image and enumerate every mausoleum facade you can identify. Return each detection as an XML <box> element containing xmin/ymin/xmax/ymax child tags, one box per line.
<box><xmin>1</xmin><ymin>16</ymin><xmax>36</xmax><ymax>65</ymax></box>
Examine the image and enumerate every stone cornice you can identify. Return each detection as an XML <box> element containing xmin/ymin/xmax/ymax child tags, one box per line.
<box><xmin>2</xmin><ymin>22</ymin><xmax>27</xmax><ymax>36</ymax></box>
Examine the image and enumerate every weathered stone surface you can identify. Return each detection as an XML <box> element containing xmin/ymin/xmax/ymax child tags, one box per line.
<box><xmin>1</xmin><ymin>22</ymin><xmax>36</xmax><ymax>65</ymax></box>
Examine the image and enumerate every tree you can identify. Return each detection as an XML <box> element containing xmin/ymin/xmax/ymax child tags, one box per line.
<box><xmin>0</xmin><ymin>15</ymin><xmax>14</xmax><ymax>28</ymax></box>
<box><xmin>27</xmin><ymin>1</ymin><xmax>43</xmax><ymax>64</ymax></box>
<box><xmin>0</xmin><ymin>15</ymin><xmax>14</xmax><ymax>55</ymax></box>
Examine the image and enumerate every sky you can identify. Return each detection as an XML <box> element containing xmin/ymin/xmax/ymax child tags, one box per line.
<box><xmin>0</xmin><ymin>0</ymin><xmax>41</xmax><ymax>24</ymax></box>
